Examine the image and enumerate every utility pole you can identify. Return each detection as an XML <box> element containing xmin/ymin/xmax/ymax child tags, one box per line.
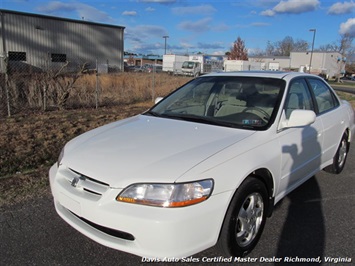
<box><xmin>163</xmin><ymin>35</ymin><xmax>169</xmax><ymax>55</ymax></box>
<box><xmin>309</xmin><ymin>29</ymin><xmax>316</xmax><ymax>74</ymax></box>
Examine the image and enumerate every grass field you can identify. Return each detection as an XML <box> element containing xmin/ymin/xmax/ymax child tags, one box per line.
<box><xmin>1</xmin><ymin>74</ymin><xmax>354</xmax><ymax>207</ymax></box>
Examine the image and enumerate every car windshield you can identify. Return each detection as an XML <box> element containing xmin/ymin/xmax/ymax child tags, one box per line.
<box><xmin>182</xmin><ymin>61</ymin><xmax>195</xmax><ymax>69</ymax></box>
<box><xmin>146</xmin><ymin>76</ymin><xmax>285</xmax><ymax>130</ymax></box>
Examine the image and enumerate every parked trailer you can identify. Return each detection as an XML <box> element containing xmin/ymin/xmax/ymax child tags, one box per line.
<box><xmin>162</xmin><ymin>54</ymin><xmax>189</xmax><ymax>75</ymax></box>
<box><xmin>181</xmin><ymin>55</ymin><xmax>224</xmax><ymax>76</ymax></box>
<box><xmin>224</xmin><ymin>60</ymin><xmax>262</xmax><ymax>72</ymax></box>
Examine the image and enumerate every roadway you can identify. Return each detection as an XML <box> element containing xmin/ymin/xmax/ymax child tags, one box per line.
<box><xmin>1</xmin><ymin>145</ymin><xmax>354</xmax><ymax>265</ymax></box>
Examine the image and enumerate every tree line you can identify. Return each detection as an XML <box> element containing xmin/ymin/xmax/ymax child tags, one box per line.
<box><xmin>228</xmin><ymin>34</ymin><xmax>354</xmax><ymax>58</ymax></box>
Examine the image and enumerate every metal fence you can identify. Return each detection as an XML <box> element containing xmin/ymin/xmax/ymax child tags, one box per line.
<box><xmin>0</xmin><ymin>53</ymin><xmax>194</xmax><ymax>118</ymax></box>
<box><xmin>0</xmin><ymin>54</ymin><xmax>127</xmax><ymax>117</ymax></box>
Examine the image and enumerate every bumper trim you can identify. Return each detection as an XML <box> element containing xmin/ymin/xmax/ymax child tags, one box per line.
<box><xmin>70</xmin><ymin>210</ymin><xmax>135</xmax><ymax>241</ymax></box>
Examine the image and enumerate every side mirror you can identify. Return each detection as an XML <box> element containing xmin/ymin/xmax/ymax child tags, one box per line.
<box><xmin>281</xmin><ymin>110</ymin><xmax>316</xmax><ymax>129</ymax></box>
<box><xmin>155</xmin><ymin>97</ymin><xmax>163</xmax><ymax>104</ymax></box>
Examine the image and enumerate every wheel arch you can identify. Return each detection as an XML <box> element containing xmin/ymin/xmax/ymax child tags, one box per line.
<box><xmin>340</xmin><ymin>127</ymin><xmax>351</xmax><ymax>152</ymax></box>
<box><xmin>345</xmin><ymin>127</ymin><xmax>351</xmax><ymax>144</ymax></box>
<box><xmin>250</xmin><ymin>168</ymin><xmax>275</xmax><ymax>217</ymax></box>
<box><xmin>216</xmin><ymin>170</ymin><xmax>274</xmax><ymax>256</ymax></box>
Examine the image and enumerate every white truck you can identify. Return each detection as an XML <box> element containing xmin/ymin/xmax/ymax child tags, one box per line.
<box><xmin>181</xmin><ymin>55</ymin><xmax>224</xmax><ymax>77</ymax></box>
<box><xmin>223</xmin><ymin>60</ymin><xmax>262</xmax><ymax>72</ymax></box>
<box><xmin>162</xmin><ymin>54</ymin><xmax>188</xmax><ymax>75</ymax></box>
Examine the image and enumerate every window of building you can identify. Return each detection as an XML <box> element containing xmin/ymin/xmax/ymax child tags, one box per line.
<box><xmin>8</xmin><ymin>51</ymin><xmax>26</xmax><ymax>61</ymax></box>
<box><xmin>51</xmin><ymin>53</ymin><xmax>67</xmax><ymax>62</ymax></box>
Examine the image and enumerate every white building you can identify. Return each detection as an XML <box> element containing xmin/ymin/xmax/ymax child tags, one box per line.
<box><xmin>249</xmin><ymin>52</ymin><xmax>344</xmax><ymax>78</ymax></box>
<box><xmin>249</xmin><ymin>56</ymin><xmax>290</xmax><ymax>71</ymax></box>
<box><xmin>290</xmin><ymin>51</ymin><xmax>344</xmax><ymax>78</ymax></box>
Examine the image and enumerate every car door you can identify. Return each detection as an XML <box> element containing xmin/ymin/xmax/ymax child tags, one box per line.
<box><xmin>277</xmin><ymin>78</ymin><xmax>324</xmax><ymax>195</ymax></box>
<box><xmin>306</xmin><ymin>78</ymin><xmax>345</xmax><ymax>164</ymax></box>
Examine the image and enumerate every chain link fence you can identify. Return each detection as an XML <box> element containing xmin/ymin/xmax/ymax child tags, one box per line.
<box><xmin>0</xmin><ymin>54</ymin><xmax>184</xmax><ymax>118</ymax></box>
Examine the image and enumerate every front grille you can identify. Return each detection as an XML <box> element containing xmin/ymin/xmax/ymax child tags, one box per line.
<box><xmin>67</xmin><ymin>168</ymin><xmax>110</xmax><ymax>197</ymax></box>
<box><xmin>71</xmin><ymin>211</ymin><xmax>135</xmax><ymax>241</ymax></box>
<box><xmin>70</xmin><ymin>168</ymin><xmax>109</xmax><ymax>186</ymax></box>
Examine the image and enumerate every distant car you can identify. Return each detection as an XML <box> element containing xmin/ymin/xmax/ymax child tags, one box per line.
<box><xmin>133</xmin><ymin>64</ymin><xmax>163</xmax><ymax>73</ymax></box>
<box><xmin>132</xmin><ymin>66</ymin><xmax>145</xmax><ymax>72</ymax></box>
<box><xmin>124</xmin><ymin>63</ymin><xmax>135</xmax><ymax>72</ymax></box>
<box><xmin>145</xmin><ymin>64</ymin><xmax>163</xmax><ymax>73</ymax></box>
<box><xmin>49</xmin><ymin>71</ymin><xmax>354</xmax><ymax>259</ymax></box>
<box><xmin>340</xmin><ymin>76</ymin><xmax>355</xmax><ymax>81</ymax></box>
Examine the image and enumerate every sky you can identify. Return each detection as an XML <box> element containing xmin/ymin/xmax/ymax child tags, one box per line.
<box><xmin>0</xmin><ymin>0</ymin><xmax>354</xmax><ymax>56</ymax></box>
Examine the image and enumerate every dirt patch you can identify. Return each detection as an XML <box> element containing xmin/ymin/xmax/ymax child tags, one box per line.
<box><xmin>0</xmin><ymin>102</ymin><xmax>152</xmax><ymax>207</ymax></box>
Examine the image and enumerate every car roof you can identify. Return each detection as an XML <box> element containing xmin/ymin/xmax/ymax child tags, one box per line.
<box><xmin>202</xmin><ymin>71</ymin><xmax>318</xmax><ymax>80</ymax></box>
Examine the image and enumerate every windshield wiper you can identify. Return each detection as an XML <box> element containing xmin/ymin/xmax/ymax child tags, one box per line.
<box><xmin>145</xmin><ymin>111</ymin><xmax>255</xmax><ymax>129</ymax></box>
<box><xmin>144</xmin><ymin>110</ymin><xmax>162</xmax><ymax>117</ymax></box>
<box><xmin>144</xmin><ymin>111</ymin><xmax>261</xmax><ymax>130</ymax></box>
<box><xmin>162</xmin><ymin>113</ymin><xmax>240</xmax><ymax>128</ymax></box>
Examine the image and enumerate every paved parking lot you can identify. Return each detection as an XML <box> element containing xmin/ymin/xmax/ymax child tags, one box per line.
<box><xmin>1</xmin><ymin>146</ymin><xmax>354</xmax><ymax>266</ymax></box>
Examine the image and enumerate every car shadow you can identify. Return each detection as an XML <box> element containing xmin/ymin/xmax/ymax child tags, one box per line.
<box><xmin>276</xmin><ymin>126</ymin><xmax>325</xmax><ymax>259</ymax></box>
<box><xmin>274</xmin><ymin>176</ymin><xmax>324</xmax><ymax>258</ymax></box>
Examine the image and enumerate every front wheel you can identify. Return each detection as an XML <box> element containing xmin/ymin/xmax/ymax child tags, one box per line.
<box><xmin>217</xmin><ymin>177</ymin><xmax>268</xmax><ymax>257</ymax></box>
<box><xmin>324</xmin><ymin>131</ymin><xmax>350</xmax><ymax>174</ymax></box>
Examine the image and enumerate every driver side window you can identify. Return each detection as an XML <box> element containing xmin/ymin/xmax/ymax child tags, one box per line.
<box><xmin>284</xmin><ymin>79</ymin><xmax>314</xmax><ymax>119</ymax></box>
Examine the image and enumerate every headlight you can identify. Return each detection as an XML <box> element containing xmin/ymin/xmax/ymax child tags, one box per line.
<box><xmin>116</xmin><ymin>179</ymin><xmax>214</xmax><ymax>207</ymax></box>
<box><xmin>57</xmin><ymin>147</ymin><xmax>65</xmax><ymax>167</ymax></box>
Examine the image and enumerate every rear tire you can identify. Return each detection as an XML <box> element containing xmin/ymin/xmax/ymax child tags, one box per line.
<box><xmin>324</xmin><ymin>132</ymin><xmax>349</xmax><ymax>174</ymax></box>
<box><xmin>217</xmin><ymin>177</ymin><xmax>268</xmax><ymax>257</ymax></box>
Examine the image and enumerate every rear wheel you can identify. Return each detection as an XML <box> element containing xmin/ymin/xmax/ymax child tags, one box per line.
<box><xmin>217</xmin><ymin>177</ymin><xmax>268</xmax><ymax>257</ymax></box>
<box><xmin>324</xmin><ymin>132</ymin><xmax>349</xmax><ymax>174</ymax></box>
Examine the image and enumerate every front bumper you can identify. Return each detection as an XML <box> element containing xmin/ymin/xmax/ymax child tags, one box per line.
<box><xmin>49</xmin><ymin>164</ymin><xmax>232</xmax><ymax>258</ymax></box>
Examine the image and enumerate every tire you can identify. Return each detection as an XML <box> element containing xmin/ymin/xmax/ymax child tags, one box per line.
<box><xmin>324</xmin><ymin>131</ymin><xmax>350</xmax><ymax>174</ymax></box>
<box><xmin>217</xmin><ymin>177</ymin><xmax>268</xmax><ymax>257</ymax></box>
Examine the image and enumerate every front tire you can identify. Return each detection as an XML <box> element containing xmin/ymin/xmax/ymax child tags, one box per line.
<box><xmin>324</xmin><ymin>131</ymin><xmax>349</xmax><ymax>174</ymax></box>
<box><xmin>217</xmin><ymin>177</ymin><xmax>268</xmax><ymax>257</ymax></box>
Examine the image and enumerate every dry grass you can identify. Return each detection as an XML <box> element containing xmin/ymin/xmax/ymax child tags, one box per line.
<box><xmin>336</xmin><ymin>91</ymin><xmax>355</xmax><ymax>109</ymax></box>
<box><xmin>2</xmin><ymin>72</ymin><xmax>192</xmax><ymax>114</ymax></box>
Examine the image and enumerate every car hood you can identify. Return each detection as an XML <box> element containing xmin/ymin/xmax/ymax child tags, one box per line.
<box><xmin>62</xmin><ymin>115</ymin><xmax>255</xmax><ymax>188</ymax></box>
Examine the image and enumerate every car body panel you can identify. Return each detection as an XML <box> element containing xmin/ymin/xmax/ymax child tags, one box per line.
<box><xmin>50</xmin><ymin>163</ymin><xmax>233</xmax><ymax>258</ymax></box>
<box><xmin>61</xmin><ymin>115</ymin><xmax>256</xmax><ymax>188</ymax></box>
<box><xmin>49</xmin><ymin>71</ymin><xmax>355</xmax><ymax>258</ymax></box>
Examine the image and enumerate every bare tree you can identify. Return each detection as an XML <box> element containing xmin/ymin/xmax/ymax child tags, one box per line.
<box><xmin>346</xmin><ymin>62</ymin><xmax>355</xmax><ymax>74</ymax></box>
<box><xmin>320</xmin><ymin>34</ymin><xmax>354</xmax><ymax>81</ymax></box>
<box><xmin>229</xmin><ymin>37</ymin><xmax>248</xmax><ymax>60</ymax></box>
<box><xmin>337</xmin><ymin>34</ymin><xmax>354</xmax><ymax>81</ymax></box>
<box><xmin>40</xmin><ymin>61</ymin><xmax>89</xmax><ymax>110</ymax></box>
<box><xmin>319</xmin><ymin>43</ymin><xmax>338</xmax><ymax>52</ymax></box>
<box><xmin>319</xmin><ymin>34</ymin><xmax>353</xmax><ymax>54</ymax></box>
<box><xmin>265</xmin><ymin>41</ymin><xmax>275</xmax><ymax>56</ymax></box>
<box><xmin>265</xmin><ymin>36</ymin><xmax>309</xmax><ymax>56</ymax></box>
<box><xmin>277</xmin><ymin>36</ymin><xmax>294</xmax><ymax>56</ymax></box>
<box><xmin>293</xmin><ymin>39</ymin><xmax>309</xmax><ymax>52</ymax></box>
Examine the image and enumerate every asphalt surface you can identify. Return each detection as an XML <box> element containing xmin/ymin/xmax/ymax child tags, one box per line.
<box><xmin>1</xmin><ymin>146</ymin><xmax>354</xmax><ymax>266</ymax></box>
<box><xmin>332</xmin><ymin>81</ymin><xmax>355</xmax><ymax>94</ymax></box>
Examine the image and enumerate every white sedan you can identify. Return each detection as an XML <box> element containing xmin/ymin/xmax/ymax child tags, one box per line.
<box><xmin>49</xmin><ymin>71</ymin><xmax>354</xmax><ymax>258</ymax></box>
